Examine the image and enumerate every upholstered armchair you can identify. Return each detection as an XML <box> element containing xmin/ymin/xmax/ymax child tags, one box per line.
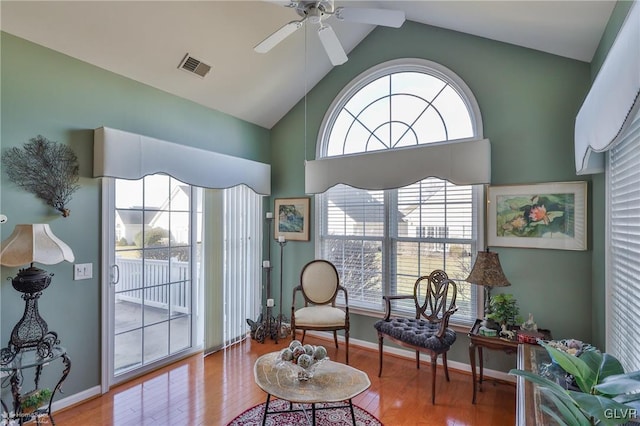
<box><xmin>374</xmin><ymin>269</ymin><xmax>458</xmax><ymax>403</ymax></box>
<box><xmin>291</xmin><ymin>260</ymin><xmax>350</xmax><ymax>364</ymax></box>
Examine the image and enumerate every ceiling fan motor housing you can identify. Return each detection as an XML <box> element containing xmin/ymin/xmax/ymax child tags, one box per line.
<box><xmin>296</xmin><ymin>0</ymin><xmax>334</xmax><ymax>22</ymax></box>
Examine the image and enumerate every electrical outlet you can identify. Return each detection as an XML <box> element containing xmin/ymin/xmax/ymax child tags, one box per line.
<box><xmin>74</xmin><ymin>263</ymin><xmax>93</xmax><ymax>280</ymax></box>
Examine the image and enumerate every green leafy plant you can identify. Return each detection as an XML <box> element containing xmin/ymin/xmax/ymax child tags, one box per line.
<box><xmin>20</xmin><ymin>388</ymin><xmax>52</xmax><ymax>412</ymax></box>
<box><xmin>487</xmin><ymin>293</ymin><xmax>522</xmax><ymax>326</ymax></box>
<box><xmin>510</xmin><ymin>342</ymin><xmax>640</xmax><ymax>425</ymax></box>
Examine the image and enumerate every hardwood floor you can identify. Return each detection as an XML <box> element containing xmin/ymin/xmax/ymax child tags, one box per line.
<box><xmin>53</xmin><ymin>335</ymin><xmax>515</xmax><ymax>426</ymax></box>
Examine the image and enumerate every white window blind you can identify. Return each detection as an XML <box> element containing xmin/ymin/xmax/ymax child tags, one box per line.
<box><xmin>608</xmin><ymin>112</ymin><xmax>640</xmax><ymax>372</ymax></box>
<box><xmin>320</xmin><ymin>185</ymin><xmax>384</xmax><ymax>306</ymax></box>
<box><xmin>223</xmin><ymin>185</ymin><xmax>262</xmax><ymax>346</ymax></box>
<box><xmin>394</xmin><ymin>180</ymin><xmax>476</xmax><ymax>321</ymax></box>
<box><xmin>318</xmin><ymin>180</ymin><xmax>478</xmax><ymax>323</ymax></box>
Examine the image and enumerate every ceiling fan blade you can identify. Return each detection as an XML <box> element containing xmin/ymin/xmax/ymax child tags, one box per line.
<box><xmin>254</xmin><ymin>20</ymin><xmax>304</xmax><ymax>53</ymax></box>
<box><xmin>317</xmin><ymin>24</ymin><xmax>348</xmax><ymax>66</ymax></box>
<box><xmin>262</xmin><ymin>0</ymin><xmax>298</xmax><ymax>7</ymax></box>
<box><xmin>335</xmin><ymin>7</ymin><xmax>405</xmax><ymax>28</ymax></box>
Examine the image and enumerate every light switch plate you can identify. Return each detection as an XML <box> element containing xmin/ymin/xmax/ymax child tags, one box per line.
<box><xmin>74</xmin><ymin>263</ymin><xmax>93</xmax><ymax>280</ymax></box>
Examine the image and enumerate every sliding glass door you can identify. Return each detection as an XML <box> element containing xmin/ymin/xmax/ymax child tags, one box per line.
<box><xmin>105</xmin><ymin>175</ymin><xmax>202</xmax><ymax>384</ymax></box>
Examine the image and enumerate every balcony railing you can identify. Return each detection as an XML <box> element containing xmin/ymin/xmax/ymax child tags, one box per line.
<box><xmin>115</xmin><ymin>257</ymin><xmax>190</xmax><ymax>313</ymax></box>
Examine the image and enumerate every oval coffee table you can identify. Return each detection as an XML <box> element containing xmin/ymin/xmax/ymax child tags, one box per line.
<box><xmin>254</xmin><ymin>351</ymin><xmax>371</xmax><ymax>425</ymax></box>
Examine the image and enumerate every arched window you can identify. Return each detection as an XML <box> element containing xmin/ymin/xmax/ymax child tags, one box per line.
<box><xmin>314</xmin><ymin>59</ymin><xmax>485</xmax><ymax>325</ymax></box>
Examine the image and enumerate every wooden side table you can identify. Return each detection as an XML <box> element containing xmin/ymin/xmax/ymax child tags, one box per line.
<box><xmin>468</xmin><ymin>319</ymin><xmax>550</xmax><ymax>404</ymax></box>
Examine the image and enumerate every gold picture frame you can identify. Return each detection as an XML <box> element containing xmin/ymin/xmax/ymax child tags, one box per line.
<box><xmin>274</xmin><ymin>197</ymin><xmax>310</xmax><ymax>242</ymax></box>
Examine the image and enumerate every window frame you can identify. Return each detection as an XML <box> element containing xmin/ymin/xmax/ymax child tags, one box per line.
<box><xmin>314</xmin><ymin>58</ymin><xmax>485</xmax><ymax>326</ymax></box>
<box><xmin>318</xmin><ymin>58</ymin><xmax>484</xmax><ymax>156</ymax></box>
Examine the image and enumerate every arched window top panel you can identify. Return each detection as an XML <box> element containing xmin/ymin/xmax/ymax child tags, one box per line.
<box><xmin>318</xmin><ymin>58</ymin><xmax>483</xmax><ymax>159</ymax></box>
<box><xmin>306</xmin><ymin>59</ymin><xmax>489</xmax><ymax>194</ymax></box>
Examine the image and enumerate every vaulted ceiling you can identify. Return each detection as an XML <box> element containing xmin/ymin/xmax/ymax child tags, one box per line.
<box><xmin>1</xmin><ymin>1</ymin><xmax>616</xmax><ymax>129</ymax></box>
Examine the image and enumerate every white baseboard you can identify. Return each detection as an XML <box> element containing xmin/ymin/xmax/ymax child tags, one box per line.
<box><xmin>300</xmin><ymin>330</ymin><xmax>515</xmax><ymax>383</ymax></box>
<box><xmin>51</xmin><ymin>385</ymin><xmax>101</xmax><ymax>413</ymax></box>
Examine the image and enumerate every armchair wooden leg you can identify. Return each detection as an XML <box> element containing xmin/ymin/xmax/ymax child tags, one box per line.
<box><xmin>345</xmin><ymin>329</ymin><xmax>349</xmax><ymax>365</ymax></box>
<box><xmin>377</xmin><ymin>334</ymin><xmax>384</xmax><ymax>377</ymax></box>
<box><xmin>431</xmin><ymin>353</ymin><xmax>438</xmax><ymax>404</ymax></box>
<box><xmin>333</xmin><ymin>331</ymin><xmax>339</xmax><ymax>348</ymax></box>
<box><xmin>443</xmin><ymin>352</ymin><xmax>450</xmax><ymax>382</ymax></box>
<box><xmin>416</xmin><ymin>350</ymin><xmax>420</xmax><ymax>369</ymax></box>
<box><xmin>301</xmin><ymin>331</ymin><xmax>306</xmax><ymax>344</ymax></box>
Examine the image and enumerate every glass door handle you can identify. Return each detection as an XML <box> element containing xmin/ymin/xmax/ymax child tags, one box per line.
<box><xmin>111</xmin><ymin>264</ymin><xmax>120</xmax><ymax>286</ymax></box>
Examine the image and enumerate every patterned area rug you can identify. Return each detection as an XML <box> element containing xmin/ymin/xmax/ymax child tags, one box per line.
<box><xmin>228</xmin><ymin>399</ymin><xmax>382</xmax><ymax>426</ymax></box>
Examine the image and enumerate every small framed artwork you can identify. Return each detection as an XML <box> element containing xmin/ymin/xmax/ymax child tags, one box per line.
<box><xmin>487</xmin><ymin>181</ymin><xmax>587</xmax><ymax>251</ymax></box>
<box><xmin>274</xmin><ymin>197</ymin><xmax>310</xmax><ymax>242</ymax></box>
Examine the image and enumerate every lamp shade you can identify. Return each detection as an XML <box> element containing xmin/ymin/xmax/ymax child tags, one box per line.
<box><xmin>0</xmin><ymin>224</ymin><xmax>75</xmax><ymax>267</ymax></box>
<box><xmin>465</xmin><ymin>250</ymin><xmax>510</xmax><ymax>288</ymax></box>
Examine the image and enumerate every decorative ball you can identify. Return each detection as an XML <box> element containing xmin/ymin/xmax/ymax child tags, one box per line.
<box><xmin>280</xmin><ymin>348</ymin><xmax>294</xmax><ymax>362</ymax></box>
<box><xmin>303</xmin><ymin>344</ymin><xmax>315</xmax><ymax>356</ymax></box>
<box><xmin>297</xmin><ymin>354</ymin><xmax>314</xmax><ymax>369</ymax></box>
<box><xmin>314</xmin><ymin>345</ymin><xmax>327</xmax><ymax>360</ymax></box>
<box><xmin>292</xmin><ymin>345</ymin><xmax>306</xmax><ymax>361</ymax></box>
<box><xmin>289</xmin><ymin>340</ymin><xmax>302</xmax><ymax>350</ymax></box>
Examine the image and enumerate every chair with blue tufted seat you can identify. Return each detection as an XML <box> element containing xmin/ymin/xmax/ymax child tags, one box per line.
<box><xmin>374</xmin><ymin>269</ymin><xmax>458</xmax><ymax>404</ymax></box>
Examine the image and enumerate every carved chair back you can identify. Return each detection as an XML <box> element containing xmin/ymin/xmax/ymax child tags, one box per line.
<box><xmin>414</xmin><ymin>269</ymin><xmax>457</xmax><ymax>324</ymax></box>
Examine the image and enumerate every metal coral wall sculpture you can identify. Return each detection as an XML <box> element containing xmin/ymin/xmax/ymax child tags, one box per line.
<box><xmin>2</xmin><ymin>135</ymin><xmax>80</xmax><ymax>217</ymax></box>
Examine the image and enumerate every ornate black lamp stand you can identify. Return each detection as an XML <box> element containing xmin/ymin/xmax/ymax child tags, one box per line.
<box><xmin>0</xmin><ymin>264</ymin><xmax>59</xmax><ymax>364</ymax></box>
<box><xmin>248</xmin><ymin>214</ymin><xmax>280</xmax><ymax>343</ymax></box>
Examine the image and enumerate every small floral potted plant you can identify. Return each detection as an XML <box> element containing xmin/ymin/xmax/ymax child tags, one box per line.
<box><xmin>19</xmin><ymin>388</ymin><xmax>52</xmax><ymax>413</ymax></box>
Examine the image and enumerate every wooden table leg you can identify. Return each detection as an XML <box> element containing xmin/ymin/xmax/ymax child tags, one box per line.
<box><xmin>479</xmin><ymin>346</ymin><xmax>484</xmax><ymax>392</ymax></box>
<box><xmin>469</xmin><ymin>342</ymin><xmax>477</xmax><ymax>404</ymax></box>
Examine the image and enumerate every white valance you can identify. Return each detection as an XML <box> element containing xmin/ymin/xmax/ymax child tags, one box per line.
<box><xmin>305</xmin><ymin>138</ymin><xmax>491</xmax><ymax>194</ymax></box>
<box><xmin>575</xmin><ymin>1</ymin><xmax>639</xmax><ymax>175</ymax></box>
<box><xmin>93</xmin><ymin>127</ymin><xmax>271</xmax><ymax>195</ymax></box>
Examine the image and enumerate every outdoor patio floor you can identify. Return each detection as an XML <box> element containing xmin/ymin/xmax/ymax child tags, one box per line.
<box><xmin>114</xmin><ymin>300</ymin><xmax>191</xmax><ymax>374</ymax></box>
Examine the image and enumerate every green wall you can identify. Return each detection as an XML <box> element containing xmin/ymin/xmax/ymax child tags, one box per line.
<box><xmin>0</xmin><ymin>32</ymin><xmax>270</xmax><ymax>397</ymax></box>
<box><xmin>270</xmin><ymin>21</ymin><xmax>593</xmax><ymax>371</ymax></box>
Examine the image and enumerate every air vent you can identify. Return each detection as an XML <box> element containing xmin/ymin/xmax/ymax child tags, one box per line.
<box><xmin>178</xmin><ymin>53</ymin><xmax>211</xmax><ymax>78</ymax></box>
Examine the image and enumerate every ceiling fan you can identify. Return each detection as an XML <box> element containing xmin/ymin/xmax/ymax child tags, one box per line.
<box><xmin>254</xmin><ymin>0</ymin><xmax>405</xmax><ymax>66</ymax></box>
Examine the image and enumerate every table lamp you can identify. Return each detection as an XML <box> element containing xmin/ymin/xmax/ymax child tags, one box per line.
<box><xmin>465</xmin><ymin>248</ymin><xmax>511</xmax><ymax>330</ymax></box>
<box><xmin>0</xmin><ymin>224</ymin><xmax>74</xmax><ymax>363</ymax></box>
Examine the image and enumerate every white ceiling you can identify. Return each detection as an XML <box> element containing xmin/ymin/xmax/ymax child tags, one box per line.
<box><xmin>1</xmin><ymin>1</ymin><xmax>616</xmax><ymax>129</ymax></box>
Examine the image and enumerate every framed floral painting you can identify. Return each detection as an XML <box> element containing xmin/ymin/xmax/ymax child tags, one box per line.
<box><xmin>274</xmin><ymin>197</ymin><xmax>310</xmax><ymax>242</ymax></box>
<box><xmin>487</xmin><ymin>181</ymin><xmax>587</xmax><ymax>250</ymax></box>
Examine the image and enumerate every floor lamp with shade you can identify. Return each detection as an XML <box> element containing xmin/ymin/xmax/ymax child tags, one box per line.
<box><xmin>0</xmin><ymin>224</ymin><xmax>74</xmax><ymax>363</ymax></box>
